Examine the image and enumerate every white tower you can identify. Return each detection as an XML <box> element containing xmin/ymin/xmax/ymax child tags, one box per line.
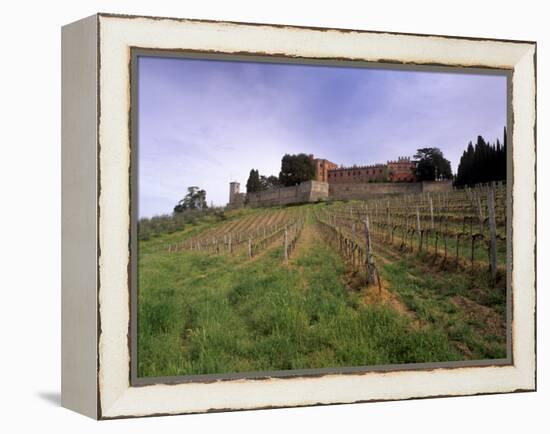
<box><xmin>229</xmin><ymin>181</ymin><xmax>240</xmax><ymax>205</ymax></box>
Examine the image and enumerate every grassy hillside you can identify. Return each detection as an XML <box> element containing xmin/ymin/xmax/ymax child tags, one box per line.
<box><xmin>137</xmin><ymin>199</ymin><xmax>506</xmax><ymax>378</ymax></box>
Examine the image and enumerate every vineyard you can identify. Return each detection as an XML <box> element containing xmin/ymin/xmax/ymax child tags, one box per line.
<box><xmin>163</xmin><ymin>208</ymin><xmax>306</xmax><ymax>261</ymax></box>
<box><xmin>137</xmin><ymin>183</ymin><xmax>508</xmax><ymax>378</ymax></box>
<box><xmin>315</xmin><ymin>182</ymin><xmax>507</xmax><ymax>286</ymax></box>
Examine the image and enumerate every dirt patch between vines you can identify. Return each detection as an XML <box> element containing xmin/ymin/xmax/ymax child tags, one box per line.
<box><xmin>288</xmin><ymin>220</ymin><xmax>321</xmax><ymax>291</ymax></box>
<box><xmin>294</xmin><ymin>219</ymin><xmax>421</xmax><ymax>327</ymax></box>
<box><xmin>345</xmin><ymin>271</ymin><xmax>420</xmax><ymax>327</ymax></box>
<box><xmin>289</xmin><ymin>220</ymin><xmax>317</xmax><ymax>264</ymax></box>
<box><xmin>451</xmin><ymin>295</ymin><xmax>506</xmax><ymax>338</ymax></box>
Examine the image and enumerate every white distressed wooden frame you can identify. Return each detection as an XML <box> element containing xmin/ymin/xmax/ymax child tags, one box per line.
<box><xmin>61</xmin><ymin>13</ymin><xmax>536</xmax><ymax>419</ymax></box>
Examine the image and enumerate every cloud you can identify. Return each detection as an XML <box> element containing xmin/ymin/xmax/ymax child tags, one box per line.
<box><xmin>138</xmin><ymin>57</ymin><xmax>506</xmax><ymax>217</ymax></box>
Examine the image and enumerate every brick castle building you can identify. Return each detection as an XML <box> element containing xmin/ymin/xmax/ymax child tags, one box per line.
<box><xmin>312</xmin><ymin>155</ymin><xmax>416</xmax><ymax>184</ymax></box>
<box><xmin>228</xmin><ymin>155</ymin><xmax>448</xmax><ymax>208</ymax></box>
<box><xmin>312</xmin><ymin>157</ymin><xmax>338</xmax><ymax>183</ymax></box>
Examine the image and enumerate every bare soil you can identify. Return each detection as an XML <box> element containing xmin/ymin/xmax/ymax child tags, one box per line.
<box><xmin>451</xmin><ymin>295</ymin><xmax>506</xmax><ymax>338</ymax></box>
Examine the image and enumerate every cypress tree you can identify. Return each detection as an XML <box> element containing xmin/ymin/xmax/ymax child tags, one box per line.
<box><xmin>455</xmin><ymin>128</ymin><xmax>507</xmax><ymax>186</ymax></box>
<box><xmin>246</xmin><ymin>169</ymin><xmax>262</xmax><ymax>193</ymax></box>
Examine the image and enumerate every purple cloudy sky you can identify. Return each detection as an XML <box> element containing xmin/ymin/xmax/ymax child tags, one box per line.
<box><xmin>138</xmin><ymin>56</ymin><xmax>507</xmax><ymax>218</ymax></box>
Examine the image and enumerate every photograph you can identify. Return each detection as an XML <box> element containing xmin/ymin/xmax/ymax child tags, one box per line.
<box><xmin>134</xmin><ymin>54</ymin><xmax>510</xmax><ymax>380</ymax></box>
<box><xmin>1</xmin><ymin>0</ymin><xmax>543</xmax><ymax>428</ymax></box>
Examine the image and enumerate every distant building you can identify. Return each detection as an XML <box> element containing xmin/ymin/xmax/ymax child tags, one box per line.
<box><xmin>328</xmin><ymin>163</ymin><xmax>388</xmax><ymax>183</ymax></box>
<box><xmin>311</xmin><ymin>155</ymin><xmax>338</xmax><ymax>183</ymax></box>
<box><xmin>324</xmin><ymin>156</ymin><xmax>416</xmax><ymax>184</ymax></box>
<box><xmin>387</xmin><ymin>157</ymin><xmax>416</xmax><ymax>182</ymax></box>
<box><xmin>228</xmin><ymin>181</ymin><xmax>245</xmax><ymax>207</ymax></box>
<box><xmin>229</xmin><ymin>155</ymin><xmax>417</xmax><ymax>206</ymax></box>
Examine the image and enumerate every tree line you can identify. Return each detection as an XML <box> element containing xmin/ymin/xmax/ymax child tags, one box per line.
<box><xmin>173</xmin><ymin>186</ymin><xmax>208</xmax><ymax>213</ymax></box>
<box><xmin>246</xmin><ymin>170</ymin><xmax>281</xmax><ymax>193</ymax></box>
<box><xmin>138</xmin><ymin>207</ymin><xmax>227</xmax><ymax>241</ymax></box>
<box><xmin>454</xmin><ymin>127</ymin><xmax>507</xmax><ymax>187</ymax></box>
<box><xmin>246</xmin><ymin>150</ymin><xmax>456</xmax><ymax>190</ymax></box>
<box><xmin>165</xmin><ymin>126</ymin><xmax>507</xmax><ymax>226</ymax></box>
<box><xmin>413</xmin><ymin>148</ymin><xmax>452</xmax><ymax>181</ymax></box>
<box><xmin>246</xmin><ymin>153</ymin><xmax>316</xmax><ymax>193</ymax></box>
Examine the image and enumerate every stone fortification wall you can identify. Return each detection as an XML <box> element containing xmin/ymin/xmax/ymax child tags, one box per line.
<box><xmin>246</xmin><ymin>180</ymin><xmax>329</xmax><ymax>207</ymax></box>
<box><xmin>329</xmin><ymin>180</ymin><xmax>452</xmax><ymax>201</ymax></box>
<box><xmin>244</xmin><ymin>180</ymin><xmax>452</xmax><ymax>207</ymax></box>
<box><xmin>329</xmin><ymin>182</ymin><xmax>421</xmax><ymax>200</ymax></box>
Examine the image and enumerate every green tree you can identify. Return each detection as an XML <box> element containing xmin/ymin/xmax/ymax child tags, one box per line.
<box><xmin>174</xmin><ymin>186</ymin><xmax>208</xmax><ymax>213</ymax></box>
<box><xmin>260</xmin><ymin>175</ymin><xmax>281</xmax><ymax>190</ymax></box>
<box><xmin>278</xmin><ymin>153</ymin><xmax>316</xmax><ymax>186</ymax></box>
<box><xmin>413</xmin><ymin>147</ymin><xmax>452</xmax><ymax>181</ymax></box>
<box><xmin>455</xmin><ymin>128</ymin><xmax>507</xmax><ymax>186</ymax></box>
<box><xmin>246</xmin><ymin>169</ymin><xmax>262</xmax><ymax>193</ymax></box>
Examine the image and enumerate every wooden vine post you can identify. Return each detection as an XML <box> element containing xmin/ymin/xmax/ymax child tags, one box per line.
<box><xmin>351</xmin><ymin>222</ymin><xmax>356</xmax><ymax>270</ymax></box>
<box><xmin>429</xmin><ymin>196</ymin><xmax>435</xmax><ymax>230</ymax></box>
<box><xmin>477</xmin><ymin>194</ymin><xmax>485</xmax><ymax>234</ymax></box>
<box><xmin>364</xmin><ymin>216</ymin><xmax>380</xmax><ymax>292</ymax></box>
<box><xmin>284</xmin><ymin>227</ymin><xmax>288</xmax><ymax>264</ymax></box>
<box><xmin>416</xmin><ymin>205</ymin><xmax>422</xmax><ymax>251</ymax></box>
<box><xmin>248</xmin><ymin>237</ymin><xmax>252</xmax><ymax>259</ymax></box>
<box><xmin>387</xmin><ymin>201</ymin><xmax>391</xmax><ymax>242</ymax></box>
<box><xmin>487</xmin><ymin>189</ymin><xmax>498</xmax><ymax>282</ymax></box>
<box><xmin>364</xmin><ymin>216</ymin><xmax>372</xmax><ymax>283</ymax></box>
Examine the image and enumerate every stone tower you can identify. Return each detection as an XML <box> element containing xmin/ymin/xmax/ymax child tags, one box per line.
<box><xmin>229</xmin><ymin>181</ymin><xmax>240</xmax><ymax>205</ymax></box>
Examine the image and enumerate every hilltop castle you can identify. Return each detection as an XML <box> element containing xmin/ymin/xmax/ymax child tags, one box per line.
<box><xmin>311</xmin><ymin>155</ymin><xmax>416</xmax><ymax>184</ymax></box>
<box><xmin>229</xmin><ymin>154</ymin><xmax>449</xmax><ymax>208</ymax></box>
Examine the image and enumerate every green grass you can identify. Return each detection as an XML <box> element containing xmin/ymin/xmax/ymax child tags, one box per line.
<box><xmin>137</xmin><ymin>210</ymin><xmax>470</xmax><ymax>378</ymax></box>
<box><xmin>377</xmin><ymin>255</ymin><xmax>507</xmax><ymax>360</ymax></box>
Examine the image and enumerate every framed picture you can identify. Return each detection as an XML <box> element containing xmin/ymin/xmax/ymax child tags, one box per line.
<box><xmin>61</xmin><ymin>13</ymin><xmax>536</xmax><ymax>419</ymax></box>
